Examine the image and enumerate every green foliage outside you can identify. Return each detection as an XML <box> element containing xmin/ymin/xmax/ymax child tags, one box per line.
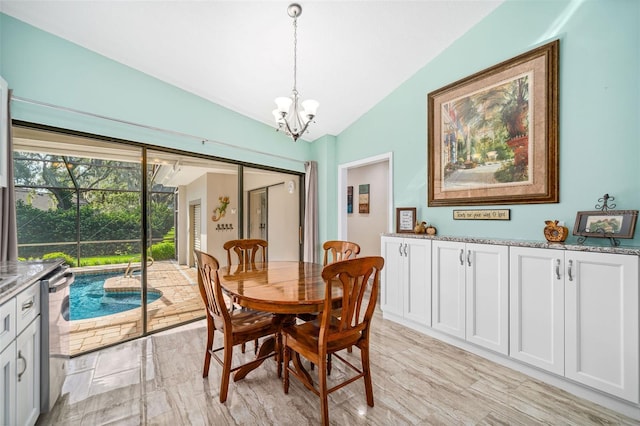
<box><xmin>162</xmin><ymin>227</ymin><xmax>175</xmax><ymax>243</ymax></box>
<box><xmin>77</xmin><ymin>254</ymin><xmax>141</xmax><ymax>267</ymax></box>
<box><xmin>16</xmin><ymin>198</ymin><xmax>174</xmax><ymax>260</ymax></box>
<box><xmin>42</xmin><ymin>251</ymin><xmax>76</xmax><ymax>266</ymax></box>
<box><xmin>14</xmin><ymin>151</ymin><xmax>176</xmax><ymax>265</ymax></box>
<box><xmin>150</xmin><ymin>241</ymin><xmax>175</xmax><ymax>260</ymax></box>
<box><xmin>38</xmin><ymin>236</ymin><xmax>175</xmax><ymax>267</ymax></box>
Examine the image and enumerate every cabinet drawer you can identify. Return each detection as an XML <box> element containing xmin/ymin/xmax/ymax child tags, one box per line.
<box><xmin>16</xmin><ymin>282</ymin><xmax>40</xmax><ymax>334</ymax></box>
<box><xmin>0</xmin><ymin>298</ymin><xmax>16</xmax><ymax>352</ymax></box>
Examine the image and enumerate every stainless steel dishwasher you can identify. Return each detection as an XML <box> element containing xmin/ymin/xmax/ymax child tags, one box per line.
<box><xmin>39</xmin><ymin>264</ymin><xmax>74</xmax><ymax>413</ymax></box>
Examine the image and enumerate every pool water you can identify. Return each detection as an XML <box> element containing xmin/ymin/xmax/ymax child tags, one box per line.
<box><xmin>70</xmin><ymin>272</ymin><xmax>162</xmax><ymax>321</ymax></box>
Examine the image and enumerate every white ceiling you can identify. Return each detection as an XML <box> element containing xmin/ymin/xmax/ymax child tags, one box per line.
<box><xmin>1</xmin><ymin>0</ymin><xmax>503</xmax><ymax>142</ymax></box>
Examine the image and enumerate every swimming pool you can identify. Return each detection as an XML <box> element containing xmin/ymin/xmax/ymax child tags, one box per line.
<box><xmin>70</xmin><ymin>272</ymin><xmax>162</xmax><ymax>321</ymax></box>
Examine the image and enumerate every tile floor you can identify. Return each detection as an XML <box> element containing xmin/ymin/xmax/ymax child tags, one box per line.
<box><xmin>38</xmin><ymin>309</ymin><xmax>640</xmax><ymax>425</ymax></box>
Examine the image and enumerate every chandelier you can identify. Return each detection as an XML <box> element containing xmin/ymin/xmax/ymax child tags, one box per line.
<box><xmin>272</xmin><ymin>3</ymin><xmax>318</xmax><ymax>142</ymax></box>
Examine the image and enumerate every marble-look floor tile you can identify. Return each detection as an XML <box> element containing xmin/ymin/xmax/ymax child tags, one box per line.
<box><xmin>37</xmin><ymin>311</ymin><xmax>640</xmax><ymax>426</ymax></box>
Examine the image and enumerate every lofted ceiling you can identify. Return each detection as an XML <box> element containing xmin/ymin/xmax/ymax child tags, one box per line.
<box><xmin>1</xmin><ymin>0</ymin><xmax>503</xmax><ymax>142</ymax></box>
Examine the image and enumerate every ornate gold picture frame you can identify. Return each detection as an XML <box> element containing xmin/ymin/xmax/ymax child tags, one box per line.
<box><xmin>428</xmin><ymin>40</ymin><xmax>559</xmax><ymax>206</ymax></box>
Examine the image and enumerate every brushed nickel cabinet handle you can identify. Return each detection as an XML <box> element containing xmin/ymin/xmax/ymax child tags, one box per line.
<box><xmin>568</xmin><ymin>259</ymin><xmax>574</xmax><ymax>282</ymax></box>
<box><xmin>467</xmin><ymin>250</ymin><xmax>472</xmax><ymax>267</ymax></box>
<box><xmin>17</xmin><ymin>350</ymin><xmax>26</xmax><ymax>382</ymax></box>
<box><xmin>555</xmin><ymin>259</ymin><xmax>561</xmax><ymax>280</ymax></box>
<box><xmin>459</xmin><ymin>249</ymin><xmax>464</xmax><ymax>266</ymax></box>
<box><xmin>22</xmin><ymin>300</ymin><xmax>34</xmax><ymax>311</ymax></box>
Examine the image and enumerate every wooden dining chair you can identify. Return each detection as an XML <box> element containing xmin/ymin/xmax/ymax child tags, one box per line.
<box><xmin>322</xmin><ymin>240</ymin><xmax>361</xmax><ymax>266</ymax></box>
<box><xmin>223</xmin><ymin>239</ymin><xmax>267</xmax><ymax>267</ymax></box>
<box><xmin>301</xmin><ymin>240</ymin><xmax>361</xmax><ymax>372</ymax></box>
<box><xmin>283</xmin><ymin>256</ymin><xmax>384</xmax><ymax>426</ymax></box>
<box><xmin>194</xmin><ymin>249</ymin><xmax>282</xmax><ymax>403</ymax></box>
<box><xmin>299</xmin><ymin>240</ymin><xmax>360</xmax><ymax>324</ymax></box>
<box><xmin>223</xmin><ymin>239</ymin><xmax>268</xmax><ymax>354</ymax></box>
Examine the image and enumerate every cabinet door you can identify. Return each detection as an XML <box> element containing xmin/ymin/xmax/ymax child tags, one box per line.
<box><xmin>380</xmin><ymin>236</ymin><xmax>405</xmax><ymax>317</ymax></box>
<box><xmin>509</xmin><ymin>247</ymin><xmax>564</xmax><ymax>374</ymax></box>
<box><xmin>565</xmin><ymin>251</ymin><xmax>639</xmax><ymax>403</ymax></box>
<box><xmin>432</xmin><ymin>241</ymin><xmax>465</xmax><ymax>338</ymax></box>
<box><xmin>405</xmin><ymin>239</ymin><xmax>431</xmax><ymax>326</ymax></box>
<box><xmin>16</xmin><ymin>318</ymin><xmax>40</xmax><ymax>426</ymax></box>
<box><xmin>0</xmin><ymin>341</ymin><xmax>16</xmax><ymax>426</ymax></box>
<box><xmin>0</xmin><ymin>298</ymin><xmax>16</xmax><ymax>353</ymax></box>
<box><xmin>466</xmin><ymin>243</ymin><xmax>509</xmax><ymax>354</ymax></box>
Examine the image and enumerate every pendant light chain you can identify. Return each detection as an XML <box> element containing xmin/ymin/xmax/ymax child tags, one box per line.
<box><xmin>292</xmin><ymin>14</ymin><xmax>298</xmax><ymax>95</ymax></box>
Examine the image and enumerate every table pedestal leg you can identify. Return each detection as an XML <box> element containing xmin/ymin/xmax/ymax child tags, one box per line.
<box><xmin>234</xmin><ymin>336</ymin><xmax>276</xmax><ymax>381</ymax></box>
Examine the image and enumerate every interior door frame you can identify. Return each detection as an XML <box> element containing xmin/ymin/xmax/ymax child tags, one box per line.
<box><xmin>248</xmin><ymin>187</ymin><xmax>267</xmax><ymax>241</ymax></box>
<box><xmin>337</xmin><ymin>152</ymin><xmax>394</xmax><ymax>240</ymax></box>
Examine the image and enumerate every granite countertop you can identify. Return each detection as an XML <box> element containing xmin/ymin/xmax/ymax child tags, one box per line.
<box><xmin>0</xmin><ymin>259</ymin><xmax>64</xmax><ymax>304</ymax></box>
<box><xmin>382</xmin><ymin>233</ymin><xmax>640</xmax><ymax>256</ymax></box>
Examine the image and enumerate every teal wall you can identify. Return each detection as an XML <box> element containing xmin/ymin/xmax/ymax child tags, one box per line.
<box><xmin>2</xmin><ymin>0</ymin><xmax>640</xmax><ymax>247</ymax></box>
<box><xmin>0</xmin><ymin>13</ymin><xmax>312</xmax><ymax>173</ymax></box>
<box><xmin>333</xmin><ymin>0</ymin><xmax>640</xmax><ymax>247</ymax></box>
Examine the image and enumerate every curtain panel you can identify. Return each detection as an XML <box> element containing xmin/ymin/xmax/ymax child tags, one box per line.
<box><xmin>1</xmin><ymin>85</ymin><xmax>18</xmax><ymax>261</ymax></box>
<box><xmin>303</xmin><ymin>160</ymin><xmax>318</xmax><ymax>263</ymax></box>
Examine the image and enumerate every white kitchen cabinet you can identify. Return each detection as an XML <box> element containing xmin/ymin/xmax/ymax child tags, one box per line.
<box><xmin>431</xmin><ymin>241</ymin><xmax>465</xmax><ymax>338</ymax></box>
<box><xmin>16</xmin><ymin>318</ymin><xmax>40</xmax><ymax>426</ymax></box>
<box><xmin>0</xmin><ymin>340</ymin><xmax>16</xmax><ymax>426</ymax></box>
<box><xmin>509</xmin><ymin>246</ymin><xmax>565</xmax><ymax>374</ymax></box>
<box><xmin>564</xmin><ymin>250</ymin><xmax>638</xmax><ymax>403</ymax></box>
<box><xmin>382</xmin><ymin>234</ymin><xmax>640</xmax><ymax>415</ymax></box>
<box><xmin>510</xmin><ymin>247</ymin><xmax>639</xmax><ymax>403</ymax></box>
<box><xmin>380</xmin><ymin>236</ymin><xmax>431</xmax><ymax>326</ymax></box>
<box><xmin>432</xmin><ymin>241</ymin><xmax>509</xmax><ymax>354</ymax></box>
<box><xmin>0</xmin><ymin>298</ymin><xmax>16</xmax><ymax>353</ymax></box>
<box><xmin>0</xmin><ymin>280</ymin><xmax>41</xmax><ymax>426</ymax></box>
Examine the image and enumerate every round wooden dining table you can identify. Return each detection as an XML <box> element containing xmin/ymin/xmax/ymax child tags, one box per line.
<box><xmin>218</xmin><ymin>260</ymin><xmax>338</xmax><ymax>381</ymax></box>
<box><xmin>219</xmin><ymin>261</ymin><xmax>341</xmax><ymax>314</ymax></box>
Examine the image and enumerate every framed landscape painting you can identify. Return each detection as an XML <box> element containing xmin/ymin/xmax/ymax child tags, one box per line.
<box><xmin>573</xmin><ymin>210</ymin><xmax>638</xmax><ymax>239</ymax></box>
<box><xmin>428</xmin><ymin>40</ymin><xmax>559</xmax><ymax>206</ymax></box>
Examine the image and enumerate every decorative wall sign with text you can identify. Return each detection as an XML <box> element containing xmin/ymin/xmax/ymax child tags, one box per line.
<box><xmin>396</xmin><ymin>207</ymin><xmax>416</xmax><ymax>233</ymax></box>
<box><xmin>347</xmin><ymin>186</ymin><xmax>353</xmax><ymax>214</ymax></box>
<box><xmin>453</xmin><ymin>209</ymin><xmax>511</xmax><ymax>220</ymax></box>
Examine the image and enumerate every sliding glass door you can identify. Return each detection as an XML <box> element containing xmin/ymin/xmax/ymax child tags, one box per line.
<box><xmin>12</xmin><ymin>124</ymin><xmax>304</xmax><ymax>355</ymax></box>
<box><xmin>145</xmin><ymin>149</ymin><xmax>240</xmax><ymax>332</ymax></box>
<box><xmin>13</xmin><ymin>127</ymin><xmax>145</xmax><ymax>354</ymax></box>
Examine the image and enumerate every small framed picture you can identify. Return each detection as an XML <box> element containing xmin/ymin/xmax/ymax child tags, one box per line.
<box><xmin>573</xmin><ymin>210</ymin><xmax>638</xmax><ymax>239</ymax></box>
<box><xmin>396</xmin><ymin>207</ymin><xmax>416</xmax><ymax>234</ymax></box>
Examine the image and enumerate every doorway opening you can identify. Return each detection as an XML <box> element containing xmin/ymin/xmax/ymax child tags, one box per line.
<box><xmin>337</xmin><ymin>152</ymin><xmax>393</xmax><ymax>256</ymax></box>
